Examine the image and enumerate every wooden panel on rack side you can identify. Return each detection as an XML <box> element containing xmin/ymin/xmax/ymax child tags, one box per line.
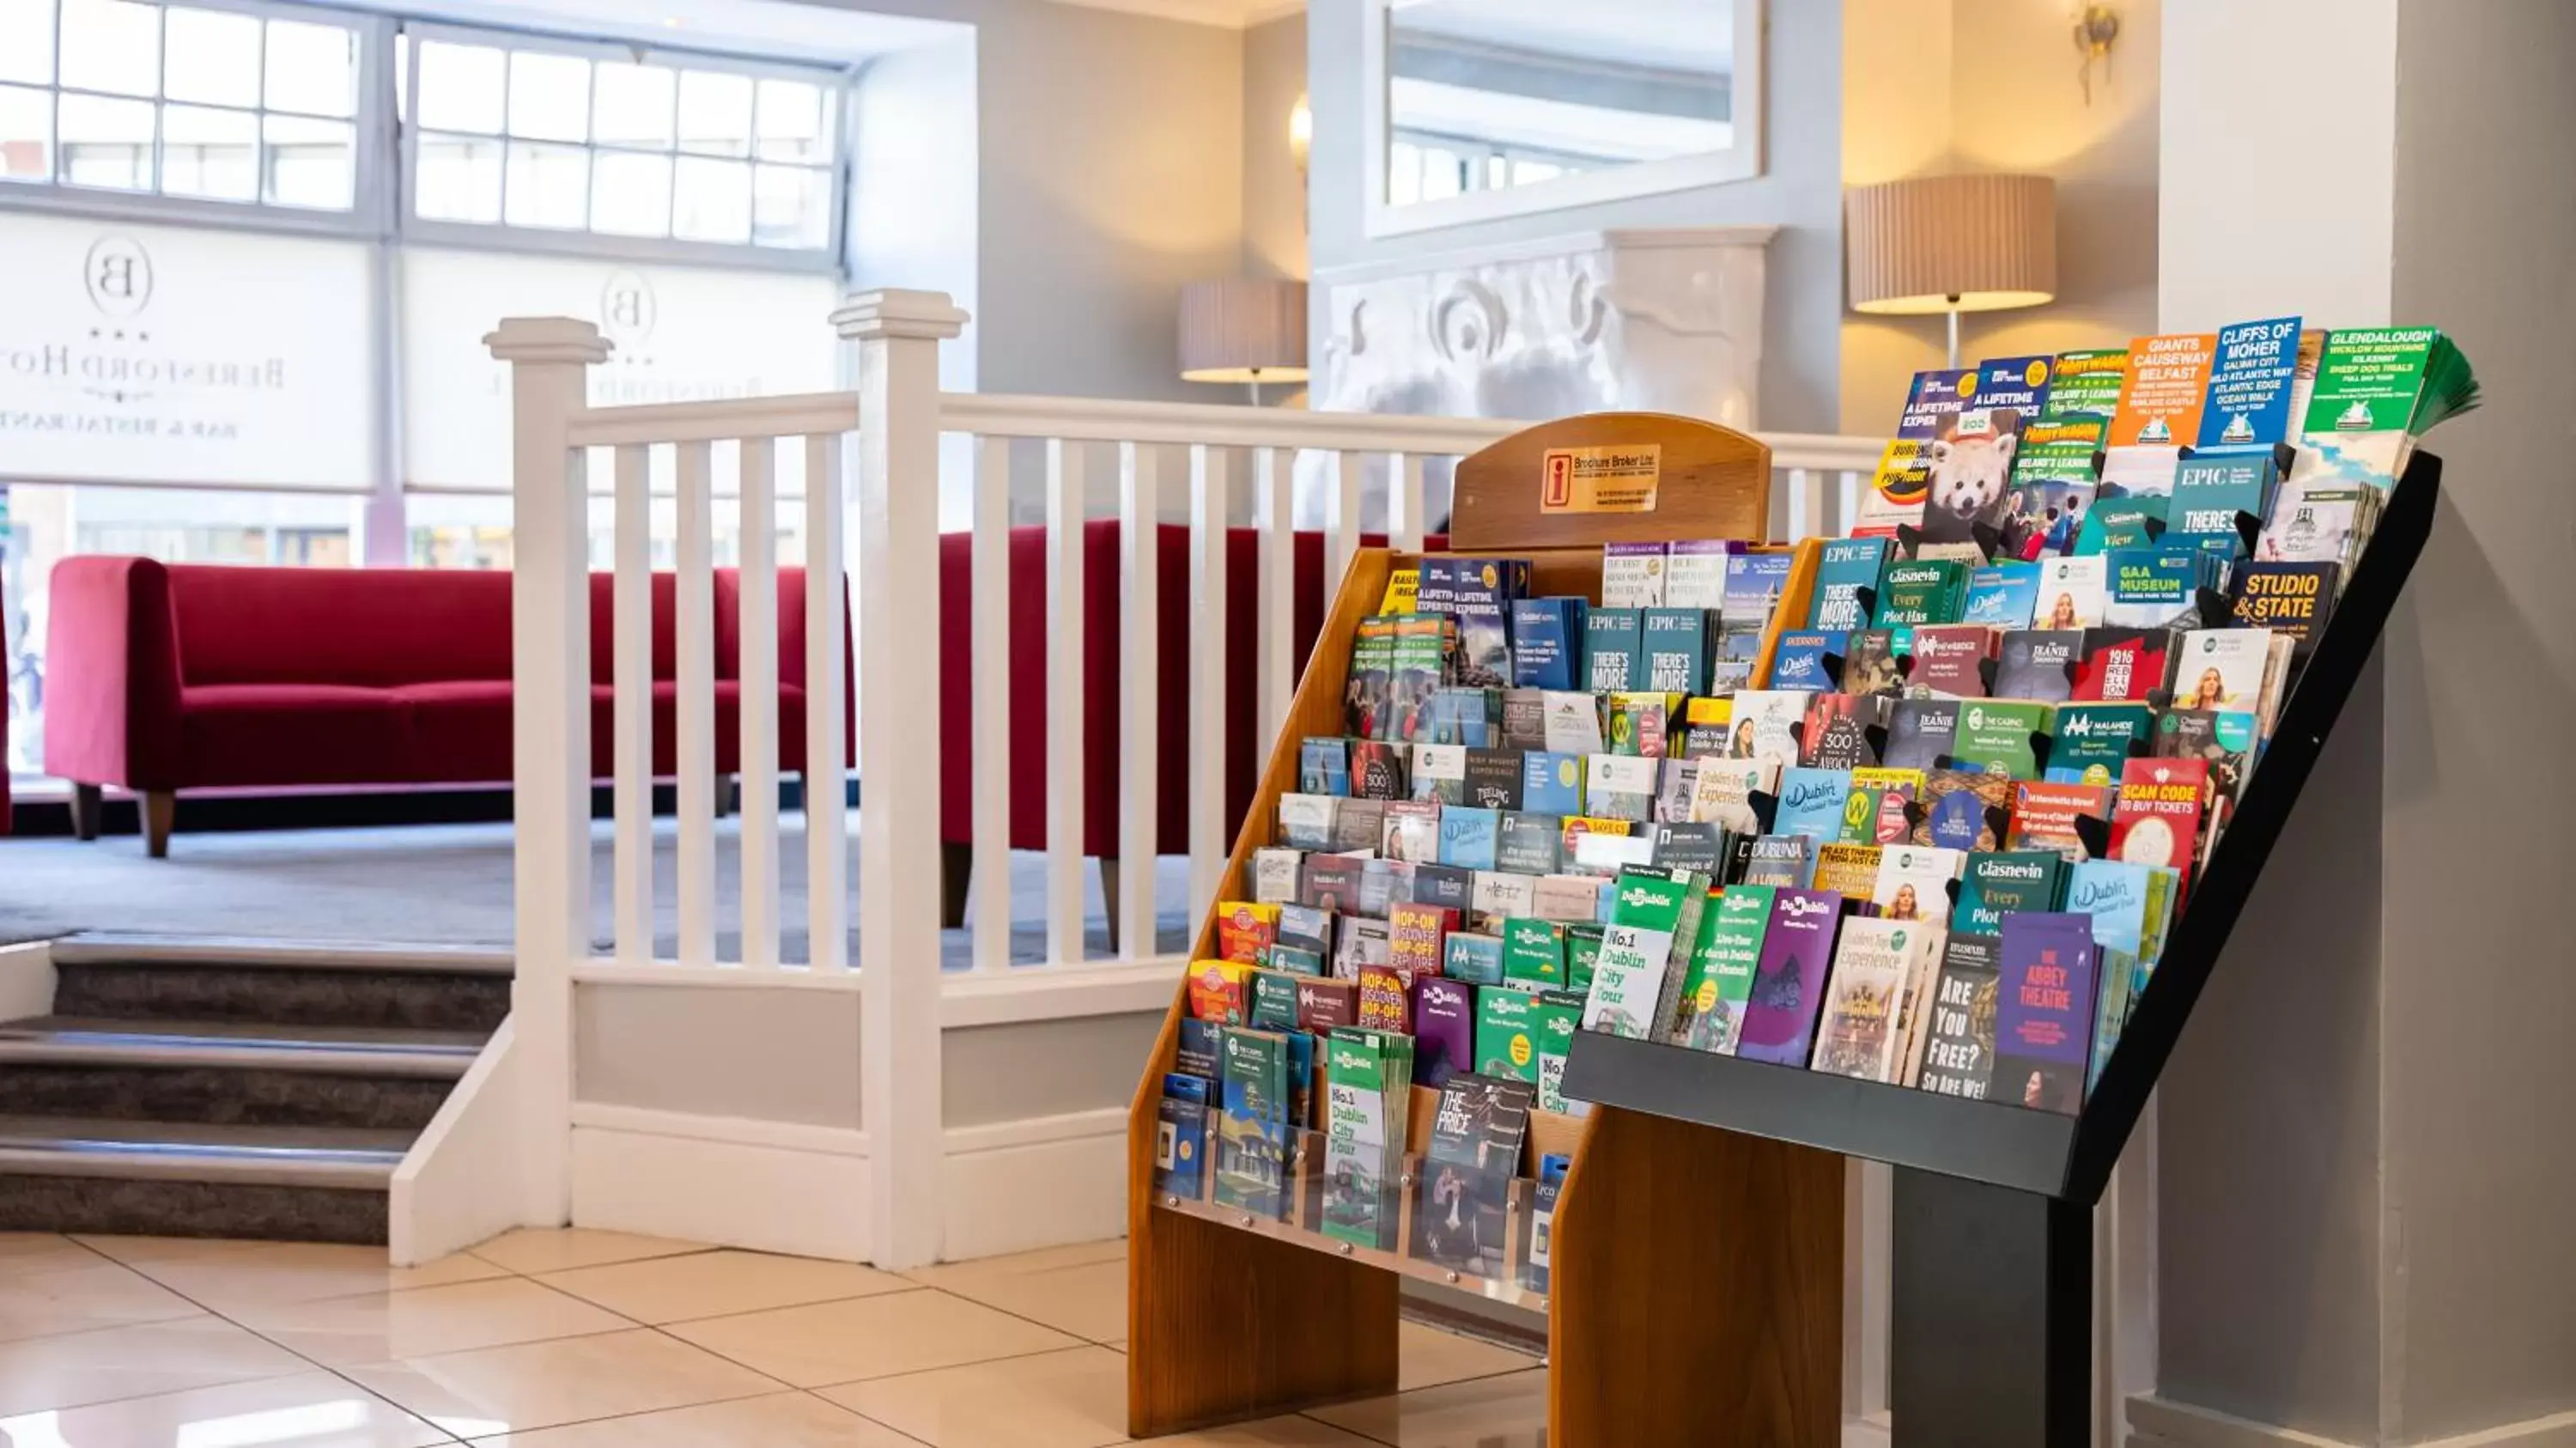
<box><xmin>1549</xmin><ymin>1106</ymin><xmax>1845</xmax><ymax>1448</ymax></box>
<box><xmin>1448</xmin><ymin>412</ymin><xmax>1773</xmax><ymax>553</ymax></box>
<box><xmin>1127</xmin><ymin>549</ymin><xmax>1401</xmax><ymax>1439</ymax></box>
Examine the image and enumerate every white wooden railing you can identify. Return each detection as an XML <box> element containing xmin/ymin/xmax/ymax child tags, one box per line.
<box><xmin>490</xmin><ymin>288</ymin><xmax>1882</xmax><ymax>1264</ymax></box>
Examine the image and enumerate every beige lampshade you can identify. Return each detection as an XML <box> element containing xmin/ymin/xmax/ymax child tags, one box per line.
<box><xmin>1845</xmin><ymin>173</ymin><xmax>2057</xmax><ymax>315</ymax></box>
<box><xmin>1178</xmin><ymin>278</ymin><xmax>1309</xmax><ymax>384</ymax></box>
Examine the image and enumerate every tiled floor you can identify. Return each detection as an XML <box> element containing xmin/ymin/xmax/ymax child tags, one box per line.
<box><xmin>0</xmin><ymin>1230</ymin><xmax>1545</xmax><ymax>1446</ymax></box>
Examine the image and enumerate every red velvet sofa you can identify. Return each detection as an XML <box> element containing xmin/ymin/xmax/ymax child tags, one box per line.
<box><xmin>933</xmin><ymin>520</ymin><xmax>1425</xmax><ymax>932</ymax></box>
<box><xmin>45</xmin><ymin>557</ymin><xmax>828</xmax><ymax>856</ymax></box>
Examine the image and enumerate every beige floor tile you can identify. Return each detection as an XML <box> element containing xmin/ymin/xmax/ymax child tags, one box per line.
<box><xmin>69</xmin><ymin>1235</ymin><xmax>280</xmax><ymax>1267</ymax></box>
<box><xmin>228</xmin><ymin>1275</ymin><xmax>631</xmax><ymax>1368</ymax></box>
<box><xmin>0</xmin><ymin>1258</ymin><xmax>206</xmax><ymax>1343</ymax></box>
<box><xmin>902</xmin><ymin>1240</ymin><xmax>1126</xmax><ymax>1291</ymax></box>
<box><xmin>818</xmin><ymin>1344</ymin><xmax>1128</xmax><ymax>1448</ymax></box>
<box><xmin>344</xmin><ymin>1326</ymin><xmax>780</xmax><ymax>1438</ymax></box>
<box><xmin>466</xmin><ymin>1228</ymin><xmax>713</xmax><ymax>1275</ymax></box>
<box><xmin>464</xmin><ymin>1390</ymin><xmax>927</xmax><ymax>1446</ymax></box>
<box><xmin>1304</xmin><ymin>1367</ymin><xmax>1549</xmax><ymax>1448</ymax></box>
<box><xmin>131</xmin><ymin>1240</ymin><xmax>512</xmax><ymax>1308</ymax></box>
<box><xmin>0</xmin><ymin>1233</ymin><xmax>97</xmax><ymax>1277</ymax></box>
<box><xmin>536</xmin><ymin>1249</ymin><xmax>912</xmax><ymax>1324</ymax></box>
<box><xmin>0</xmin><ymin>1316</ymin><xmax>309</xmax><ymax>1416</ymax></box>
<box><xmin>927</xmin><ymin>1258</ymin><xmax>1126</xmax><ymax>1343</ymax></box>
<box><xmin>667</xmin><ymin>1287</ymin><xmax>1082</xmax><ymax>1389</ymax></box>
<box><xmin>0</xmin><ymin>1368</ymin><xmax>453</xmax><ymax>1447</ymax></box>
<box><xmin>1395</xmin><ymin>1320</ymin><xmax>1540</xmax><ymax>1392</ymax></box>
<box><xmin>1149</xmin><ymin>1418</ymin><xmax>1380</xmax><ymax>1447</ymax></box>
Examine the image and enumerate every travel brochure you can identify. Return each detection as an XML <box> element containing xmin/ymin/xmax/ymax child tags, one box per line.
<box><xmin>1152</xmin><ymin>315</ymin><xmax>2473</xmax><ymax>1280</ymax></box>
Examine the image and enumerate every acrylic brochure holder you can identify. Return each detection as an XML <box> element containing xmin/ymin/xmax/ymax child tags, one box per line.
<box><xmin>1561</xmin><ymin>452</ymin><xmax>2445</xmax><ymax>1448</ymax></box>
<box><xmin>1121</xmin><ymin>413</ymin><xmax>1845</xmax><ymax>1448</ymax></box>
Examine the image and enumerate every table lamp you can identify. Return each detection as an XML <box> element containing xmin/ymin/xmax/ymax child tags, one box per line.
<box><xmin>1180</xmin><ymin>278</ymin><xmax>1309</xmax><ymax>405</ymax></box>
<box><xmin>1845</xmin><ymin>173</ymin><xmax>2057</xmax><ymax>367</ymax></box>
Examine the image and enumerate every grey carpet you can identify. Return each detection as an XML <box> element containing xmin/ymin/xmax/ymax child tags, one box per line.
<box><xmin>0</xmin><ymin>817</ymin><xmax>1193</xmax><ymax>967</ymax></box>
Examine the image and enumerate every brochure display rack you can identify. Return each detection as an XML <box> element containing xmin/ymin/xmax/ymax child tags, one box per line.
<box><xmin>1122</xmin><ymin>415</ymin><xmax>1846</xmax><ymax>1447</ymax></box>
<box><xmin>1561</xmin><ymin>453</ymin><xmax>2443</xmax><ymax>1447</ymax></box>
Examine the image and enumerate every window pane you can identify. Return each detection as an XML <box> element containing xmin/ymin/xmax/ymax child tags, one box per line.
<box><xmin>592</xmin><ymin>60</ymin><xmax>672</xmax><ymax>149</ymax></box>
<box><xmin>58</xmin><ymin>0</ymin><xmax>158</xmax><ymax>97</ymax></box>
<box><xmin>751</xmin><ymin>162</ymin><xmax>827</xmax><ymax>248</ymax></box>
<box><xmin>503</xmin><ymin>137</ymin><xmax>585</xmax><ymax>228</ymax></box>
<box><xmin>416</xmin><ymin>39</ymin><xmax>501</xmax><ymax>133</ymax></box>
<box><xmin>414</xmin><ymin>130</ymin><xmax>499</xmax><ymax>221</ymax></box>
<box><xmin>263</xmin><ymin>113</ymin><xmax>349</xmax><ymax>207</ymax></box>
<box><xmin>58</xmin><ymin>91</ymin><xmax>151</xmax><ymax>188</ymax></box>
<box><xmin>753</xmin><ymin>77</ymin><xmax>829</xmax><ymax>162</ymax></box>
<box><xmin>0</xmin><ymin>83</ymin><xmax>49</xmax><ymax>178</ymax></box>
<box><xmin>163</xmin><ymin>7</ymin><xmax>258</xmax><ymax>107</ymax></box>
<box><xmin>0</xmin><ymin>0</ymin><xmax>53</xmax><ymax>86</ymax></box>
<box><xmin>161</xmin><ymin>102</ymin><xmax>255</xmax><ymax>199</ymax></box>
<box><xmin>589</xmin><ymin>149</ymin><xmax>669</xmax><ymax>235</ymax></box>
<box><xmin>265</xmin><ymin>18</ymin><xmax>355</xmax><ymax>118</ymax></box>
<box><xmin>671</xmin><ymin>154</ymin><xmax>748</xmax><ymax>241</ymax></box>
<box><xmin>507</xmin><ymin>48</ymin><xmax>586</xmax><ymax>142</ymax></box>
<box><xmin>674</xmin><ymin>68</ymin><xmax>749</xmax><ymax>156</ymax></box>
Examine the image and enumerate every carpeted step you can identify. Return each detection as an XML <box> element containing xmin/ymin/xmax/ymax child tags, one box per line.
<box><xmin>0</xmin><ymin>1017</ymin><xmax>482</xmax><ymax>1131</ymax></box>
<box><xmin>48</xmin><ymin>934</ymin><xmax>513</xmax><ymax>1032</ymax></box>
<box><xmin>0</xmin><ymin>1115</ymin><xmax>408</xmax><ymax>1244</ymax></box>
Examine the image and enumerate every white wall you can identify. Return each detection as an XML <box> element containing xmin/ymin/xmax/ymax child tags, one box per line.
<box><xmin>840</xmin><ymin>0</ymin><xmax>1249</xmax><ymax>405</ymax></box>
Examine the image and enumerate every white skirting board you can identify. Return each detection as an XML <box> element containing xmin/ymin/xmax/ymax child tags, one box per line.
<box><xmin>390</xmin><ymin>1019</ymin><xmax>525</xmax><ymax>1268</ymax></box>
<box><xmin>552</xmin><ymin>1104</ymin><xmax>1131</xmax><ymax>1267</ymax></box>
<box><xmin>568</xmin><ymin>1104</ymin><xmax>872</xmax><ymax>1263</ymax></box>
<box><xmin>940</xmin><ymin>1107</ymin><xmax>1130</xmax><ymax>1262</ymax></box>
<box><xmin>2129</xmin><ymin>1396</ymin><xmax>2576</xmax><ymax>1448</ymax></box>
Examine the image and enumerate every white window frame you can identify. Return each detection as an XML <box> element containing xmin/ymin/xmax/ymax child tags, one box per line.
<box><xmin>396</xmin><ymin>20</ymin><xmax>850</xmax><ymax>276</ymax></box>
<box><xmin>0</xmin><ymin>0</ymin><xmax>397</xmax><ymax>239</ymax></box>
<box><xmin>1358</xmin><ymin>0</ymin><xmax>1765</xmax><ymax>240</ymax></box>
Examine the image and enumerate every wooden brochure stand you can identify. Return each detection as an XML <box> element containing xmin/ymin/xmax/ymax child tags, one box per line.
<box><xmin>1123</xmin><ymin>414</ymin><xmax>1846</xmax><ymax>1447</ymax></box>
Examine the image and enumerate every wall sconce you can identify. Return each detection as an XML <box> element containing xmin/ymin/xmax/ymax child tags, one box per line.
<box><xmin>1288</xmin><ymin>92</ymin><xmax>1312</xmax><ymax>175</ymax></box>
<box><xmin>2072</xmin><ymin>3</ymin><xmax>2120</xmax><ymax>103</ymax></box>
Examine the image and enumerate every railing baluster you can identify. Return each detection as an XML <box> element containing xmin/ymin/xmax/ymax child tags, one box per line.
<box><xmin>1254</xmin><ymin>446</ymin><xmax>1293</xmax><ymax>761</ymax></box>
<box><xmin>1787</xmin><ymin>466</ymin><xmax>1816</xmax><ymax>543</ymax></box>
<box><xmin>1045</xmin><ymin>438</ymin><xmax>1088</xmax><ymax>965</ymax></box>
<box><xmin>612</xmin><ymin>443</ymin><xmax>653</xmax><ymax>967</ymax></box>
<box><xmin>1838</xmin><ymin>470</ymin><xmax>1863</xmax><ymax>538</ymax></box>
<box><xmin>1388</xmin><ymin>452</ymin><xmax>1426</xmax><ymax>554</ymax></box>
<box><xmin>674</xmin><ymin>439</ymin><xmax>718</xmax><ymax>970</ymax></box>
<box><xmin>804</xmin><ymin>433</ymin><xmax>848</xmax><ymax>972</ymax></box>
<box><xmin>1116</xmin><ymin>441</ymin><xmax>1160</xmax><ymax>962</ymax></box>
<box><xmin>970</xmin><ymin>435</ymin><xmax>1013</xmax><ymax>975</ymax></box>
<box><xmin>1327</xmin><ymin>449</ymin><xmax>1361</xmax><ymax>601</ymax></box>
<box><xmin>1188</xmin><ymin>444</ymin><xmax>1229</xmax><ymax>926</ymax></box>
<box><xmin>737</xmin><ymin>436</ymin><xmax>781</xmax><ymax>970</ymax></box>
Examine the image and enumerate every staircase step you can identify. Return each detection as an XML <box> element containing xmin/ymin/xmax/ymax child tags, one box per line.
<box><xmin>49</xmin><ymin>934</ymin><xmax>513</xmax><ymax>1033</ymax></box>
<box><xmin>0</xmin><ymin>1116</ymin><xmax>403</xmax><ymax>1244</ymax></box>
<box><xmin>0</xmin><ymin>1018</ymin><xmax>484</xmax><ymax>1131</ymax></box>
<box><xmin>0</xmin><ymin>1116</ymin><xmax>410</xmax><ymax>1188</ymax></box>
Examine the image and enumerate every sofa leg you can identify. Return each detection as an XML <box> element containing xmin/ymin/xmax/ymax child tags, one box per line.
<box><xmin>143</xmin><ymin>791</ymin><xmax>176</xmax><ymax>859</ymax></box>
<box><xmin>941</xmin><ymin>842</ymin><xmax>970</xmax><ymax>930</ymax></box>
<box><xmin>1098</xmin><ymin>856</ymin><xmax>1120</xmax><ymax>955</ymax></box>
<box><xmin>69</xmin><ymin>783</ymin><xmax>102</xmax><ymax>842</ymax></box>
<box><xmin>715</xmin><ymin>774</ymin><xmax>740</xmax><ymax>818</ymax></box>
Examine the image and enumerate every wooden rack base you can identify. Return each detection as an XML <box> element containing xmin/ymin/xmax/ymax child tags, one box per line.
<box><xmin>1125</xmin><ymin>414</ymin><xmax>1845</xmax><ymax>1446</ymax></box>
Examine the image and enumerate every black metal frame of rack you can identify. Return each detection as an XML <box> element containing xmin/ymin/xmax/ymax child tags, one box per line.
<box><xmin>1562</xmin><ymin>452</ymin><xmax>2443</xmax><ymax>1448</ymax></box>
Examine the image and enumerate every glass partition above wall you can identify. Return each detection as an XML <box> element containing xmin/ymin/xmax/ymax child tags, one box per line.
<box><xmin>1363</xmin><ymin>0</ymin><xmax>1764</xmax><ymax>238</ymax></box>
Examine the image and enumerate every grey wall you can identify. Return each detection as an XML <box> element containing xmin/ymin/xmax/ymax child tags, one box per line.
<box><xmin>575</xmin><ymin>983</ymin><xmax>863</xmax><ymax>1129</ymax></box>
<box><xmin>1301</xmin><ymin>0</ymin><xmax>1848</xmax><ymax>433</ymax></box>
<box><xmin>2382</xmin><ymin>0</ymin><xmax>2576</xmax><ymax>1434</ymax></box>
<box><xmin>837</xmin><ymin>0</ymin><xmax>1248</xmax><ymax>404</ymax></box>
<box><xmin>2152</xmin><ymin>0</ymin><xmax>2576</xmax><ymax>1440</ymax></box>
<box><xmin>943</xmin><ymin>1011</ymin><xmax>1166</xmax><ymax>1129</ymax></box>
